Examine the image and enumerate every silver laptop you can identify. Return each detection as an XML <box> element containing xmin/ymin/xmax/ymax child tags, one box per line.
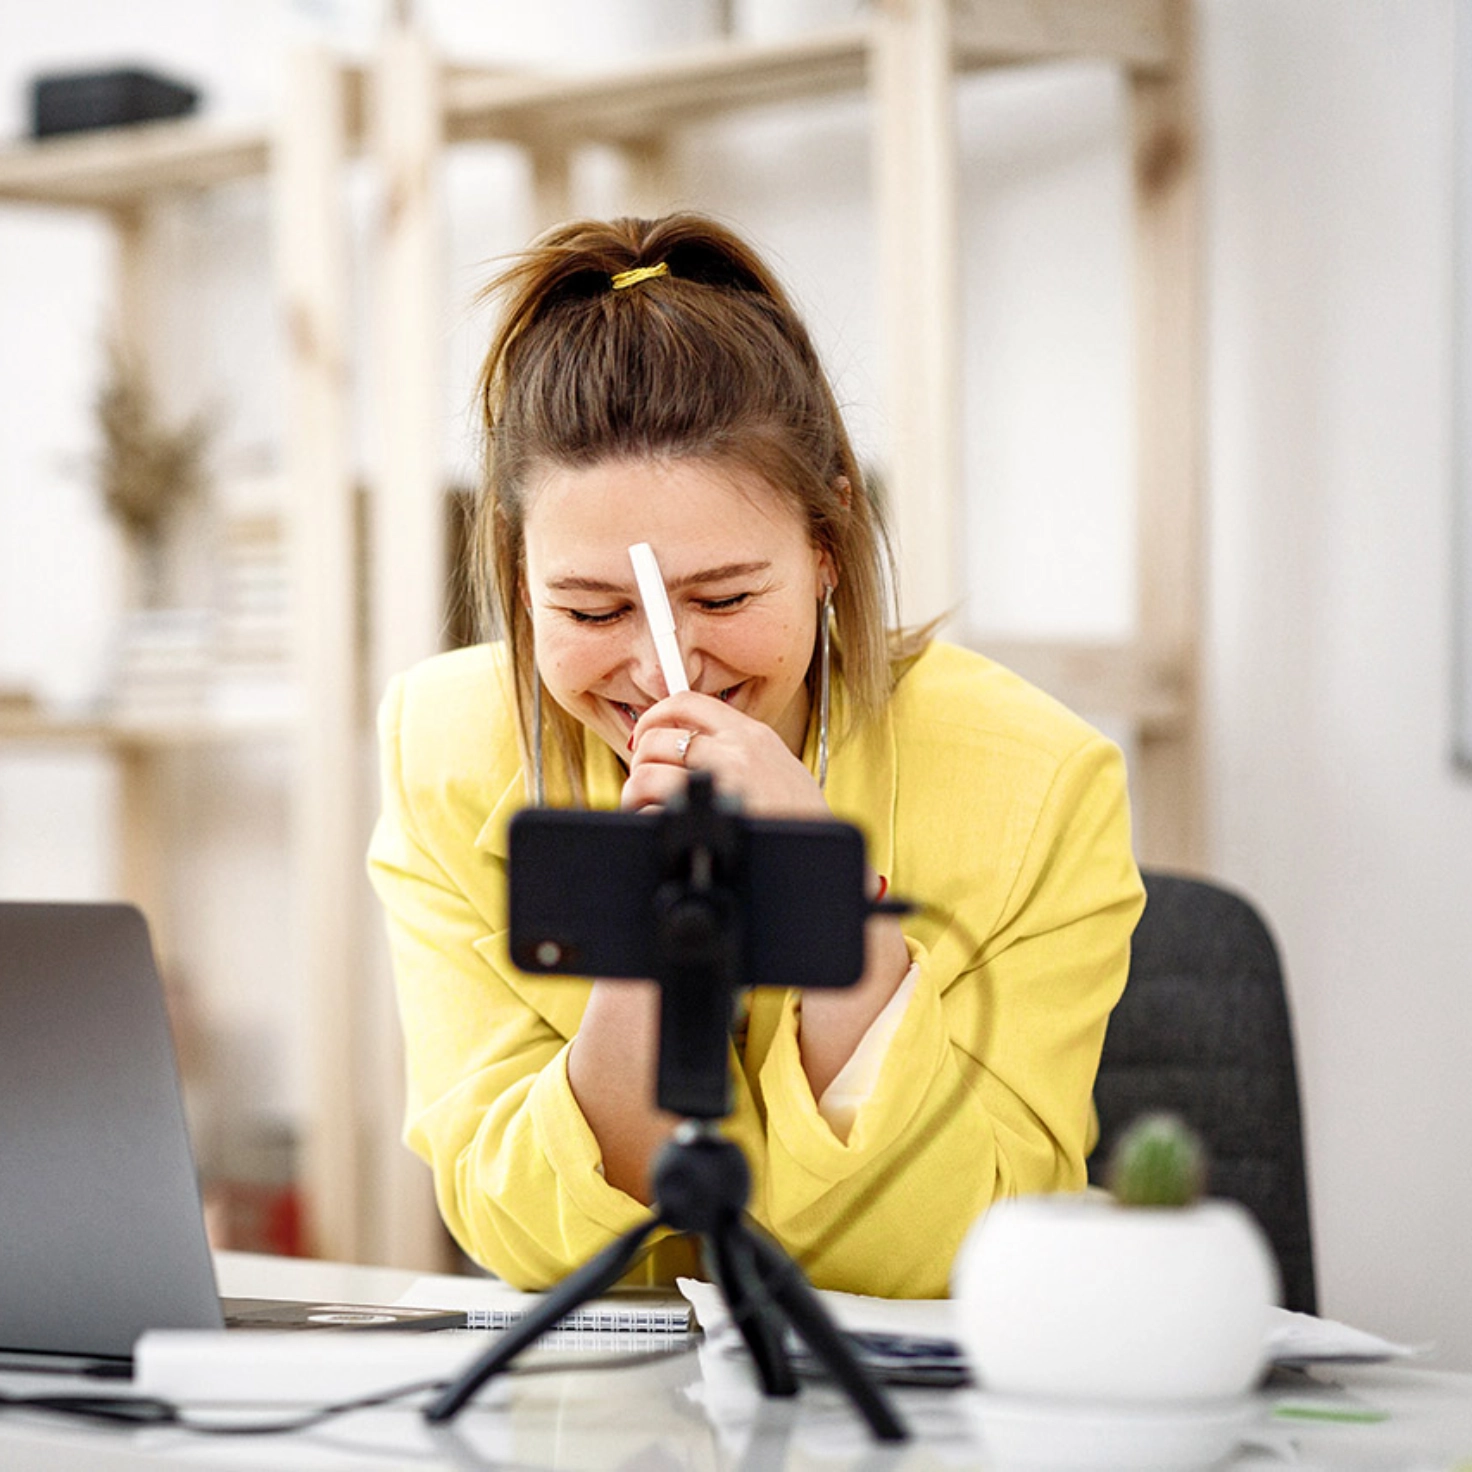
<box><xmin>0</xmin><ymin>901</ymin><xmax>460</xmax><ymax>1367</ymax></box>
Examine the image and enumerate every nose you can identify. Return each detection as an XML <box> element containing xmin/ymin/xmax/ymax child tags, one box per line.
<box><xmin>627</xmin><ymin>614</ymin><xmax>673</xmax><ymax>700</ymax></box>
<box><xmin>628</xmin><ymin>609</ymin><xmax>699</xmax><ymax>700</ymax></box>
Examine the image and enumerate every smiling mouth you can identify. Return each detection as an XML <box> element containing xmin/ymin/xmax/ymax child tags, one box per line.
<box><xmin>611</xmin><ymin>686</ymin><xmax>740</xmax><ymax>728</ymax></box>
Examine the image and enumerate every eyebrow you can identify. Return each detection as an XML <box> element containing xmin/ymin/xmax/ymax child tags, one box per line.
<box><xmin>546</xmin><ymin>560</ymin><xmax>771</xmax><ymax>595</ymax></box>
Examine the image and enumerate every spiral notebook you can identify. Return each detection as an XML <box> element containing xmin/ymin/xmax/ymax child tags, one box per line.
<box><xmin>399</xmin><ymin>1278</ymin><xmax>693</xmax><ymax>1335</ymax></box>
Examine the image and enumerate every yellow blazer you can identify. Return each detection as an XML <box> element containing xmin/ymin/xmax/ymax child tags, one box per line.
<box><xmin>368</xmin><ymin>640</ymin><xmax>1143</xmax><ymax>1298</ymax></box>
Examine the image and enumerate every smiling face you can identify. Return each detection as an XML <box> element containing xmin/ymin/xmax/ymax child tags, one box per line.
<box><xmin>522</xmin><ymin>456</ymin><xmax>834</xmax><ymax>761</ymax></box>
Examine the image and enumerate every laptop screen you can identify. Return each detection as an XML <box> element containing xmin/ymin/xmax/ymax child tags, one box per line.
<box><xmin>0</xmin><ymin>901</ymin><xmax>224</xmax><ymax>1360</ymax></box>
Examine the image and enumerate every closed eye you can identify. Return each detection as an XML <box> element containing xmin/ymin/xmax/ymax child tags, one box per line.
<box><xmin>565</xmin><ymin>606</ymin><xmax>629</xmax><ymax>625</ymax></box>
<box><xmin>696</xmin><ymin>592</ymin><xmax>751</xmax><ymax>613</ymax></box>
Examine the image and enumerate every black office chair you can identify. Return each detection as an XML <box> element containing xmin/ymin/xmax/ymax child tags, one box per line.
<box><xmin>1088</xmin><ymin>871</ymin><xmax>1319</xmax><ymax>1315</ymax></box>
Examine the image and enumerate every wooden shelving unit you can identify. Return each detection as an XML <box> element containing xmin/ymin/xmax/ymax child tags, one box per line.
<box><xmin>0</xmin><ymin>114</ymin><xmax>284</xmax><ymax>955</ymax></box>
<box><xmin>1</xmin><ymin>0</ymin><xmax>1202</xmax><ymax>1269</ymax></box>
<box><xmin>0</xmin><ymin>61</ymin><xmax>370</xmax><ymax>1263</ymax></box>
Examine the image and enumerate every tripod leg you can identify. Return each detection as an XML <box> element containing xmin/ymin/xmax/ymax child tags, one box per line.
<box><xmin>423</xmin><ymin>1215</ymin><xmax>660</xmax><ymax>1423</ymax></box>
<box><xmin>706</xmin><ymin>1222</ymin><xmax>798</xmax><ymax>1398</ymax></box>
<box><xmin>742</xmin><ymin>1226</ymin><xmax>907</xmax><ymax>1443</ymax></box>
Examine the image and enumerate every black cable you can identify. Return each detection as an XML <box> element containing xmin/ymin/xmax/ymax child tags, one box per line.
<box><xmin>0</xmin><ymin>1390</ymin><xmax>180</xmax><ymax>1427</ymax></box>
<box><xmin>0</xmin><ymin>1379</ymin><xmax>434</xmax><ymax>1437</ymax></box>
<box><xmin>0</xmin><ymin>1338</ymin><xmax>700</xmax><ymax>1438</ymax></box>
<box><xmin>0</xmin><ymin>1355</ymin><xmax>132</xmax><ymax>1379</ymax></box>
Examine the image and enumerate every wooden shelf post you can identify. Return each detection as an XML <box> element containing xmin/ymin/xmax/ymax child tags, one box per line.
<box><xmin>276</xmin><ymin>45</ymin><xmax>363</xmax><ymax>1262</ymax></box>
<box><xmin>872</xmin><ymin>0</ymin><xmax>965</xmax><ymax>629</ymax></box>
<box><xmin>368</xmin><ymin>15</ymin><xmax>455</xmax><ymax>1271</ymax></box>
<box><xmin>1130</xmin><ymin>0</ymin><xmax>1204</xmax><ymax>868</ymax></box>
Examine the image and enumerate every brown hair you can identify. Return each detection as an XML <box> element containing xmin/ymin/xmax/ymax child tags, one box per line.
<box><xmin>472</xmin><ymin>212</ymin><xmax>913</xmax><ymax>794</ymax></box>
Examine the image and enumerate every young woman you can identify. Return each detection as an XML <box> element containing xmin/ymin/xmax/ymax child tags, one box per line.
<box><xmin>368</xmin><ymin>213</ymin><xmax>1144</xmax><ymax>1298</ymax></box>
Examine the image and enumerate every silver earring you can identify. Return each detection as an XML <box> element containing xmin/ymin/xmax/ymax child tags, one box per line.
<box><xmin>530</xmin><ymin>673</ymin><xmax>547</xmax><ymax>807</ymax></box>
<box><xmin>817</xmin><ymin>587</ymin><xmax>832</xmax><ymax>792</ymax></box>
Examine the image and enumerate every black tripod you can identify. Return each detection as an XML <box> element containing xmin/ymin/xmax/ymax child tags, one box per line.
<box><xmin>423</xmin><ymin>775</ymin><xmax>907</xmax><ymax>1441</ymax></box>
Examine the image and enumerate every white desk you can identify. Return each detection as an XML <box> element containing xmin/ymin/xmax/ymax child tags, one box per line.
<box><xmin>2</xmin><ymin>1253</ymin><xmax>1470</xmax><ymax>1469</ymax></box>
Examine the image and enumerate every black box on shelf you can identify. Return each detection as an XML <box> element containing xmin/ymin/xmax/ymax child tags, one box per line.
<box><xmin>30</xmin><ymin>67</ymin><xmax>200</xmax><ymax>139</ymax></box>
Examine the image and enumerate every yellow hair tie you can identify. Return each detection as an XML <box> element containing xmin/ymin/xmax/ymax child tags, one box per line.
<box><xmin>611</xmin><ymin>262</ymin><xmax>670</xmax><ymax>291</ymax></box>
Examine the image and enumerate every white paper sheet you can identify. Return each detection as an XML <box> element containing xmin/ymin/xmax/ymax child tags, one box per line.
<box><xmin>676</xmin><ymin>1278</ymin><xmax>1427</xmax><ymax>1367</ymax></box>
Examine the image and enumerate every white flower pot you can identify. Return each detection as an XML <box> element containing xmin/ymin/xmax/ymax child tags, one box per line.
<box><xmin>952</xmin><ymin>1194</ymin><xmax>1280</xmax><ymax>1402</ymax></box>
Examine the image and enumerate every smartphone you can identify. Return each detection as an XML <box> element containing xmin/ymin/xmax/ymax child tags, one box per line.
<box><xmin>506</xmin><ymin>804</ymin><xmax>868</xmax><ymax>992</ymax></box>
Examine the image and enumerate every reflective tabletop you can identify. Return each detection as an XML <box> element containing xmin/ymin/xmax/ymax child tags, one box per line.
<box><xmin>0</xmin><ymin>1253</ymin><xmax>1468</xmax><ymax>1470</ymax></box>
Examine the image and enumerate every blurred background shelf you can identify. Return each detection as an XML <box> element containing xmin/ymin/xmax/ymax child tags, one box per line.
<box><xmin>0</xmin><ymin>710</ymin><xmax>294</xmax><ymax>747</ymax></box>
<box><xmin>0</xmin><ymin>118</ymin><xmax>271</xmax><ymax>205</ymax></box>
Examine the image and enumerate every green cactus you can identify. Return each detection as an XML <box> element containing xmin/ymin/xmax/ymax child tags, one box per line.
<box><xmin>1106</xmin><ymin>1112</ymin><xmax>1208</xmax><ymax>1208</ymax></box>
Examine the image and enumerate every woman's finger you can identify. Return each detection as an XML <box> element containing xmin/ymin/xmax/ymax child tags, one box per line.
<box><xmin>629</xmin><ymin>690</ymin><xmax>728</xmax><ymax>747</ymax></box>
<box><xmin>620</xmin><ymin>760</ymin><xmax>690</xmax><ymax>812</ymax></box>
<box><xmin>629</xmin><ymin>724</ymin><xmax>700</xmax><ymax>771</ymax></box>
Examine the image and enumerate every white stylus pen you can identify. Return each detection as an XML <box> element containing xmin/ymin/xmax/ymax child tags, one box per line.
<box><xmin>628</xmin><ymin>542</ymin><xmax>689</xmax><ymax>696</ymax></box>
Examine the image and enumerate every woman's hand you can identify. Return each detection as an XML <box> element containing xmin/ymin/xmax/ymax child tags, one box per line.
<box><xmin>622</xmin><ymin>691</ymin><xmax>829</xmax><ymax>819</ymax></box>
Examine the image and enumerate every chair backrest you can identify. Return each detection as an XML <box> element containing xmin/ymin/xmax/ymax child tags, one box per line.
<box><xmin>1088</xmin><ymin>871</ymin><xmax>1318</xmax><ymax>1315</ymax></box>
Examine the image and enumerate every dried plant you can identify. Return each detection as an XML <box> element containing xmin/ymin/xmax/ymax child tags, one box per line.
<box><xmin>94</xmin><ymin>338</ymin><xmax>212</xmax><ymax>544</ymax></box>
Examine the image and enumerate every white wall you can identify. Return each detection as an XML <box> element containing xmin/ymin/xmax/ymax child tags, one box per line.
<box><xmin>1</xmin><ymin>0</ymin><xmax>1469</xmax><ymax>1364</ymax></box>
<box><xmin>1201</xmin><ymin>0</ymin><xmax>1472</xmax><ymax>1366</ymax></box>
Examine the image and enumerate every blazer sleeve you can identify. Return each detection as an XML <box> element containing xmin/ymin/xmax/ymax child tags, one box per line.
<box><xmin>367</xmin><ymin>671</ymin><xmax>655</xmax><ymax>1287</ymax></box>
<box><xmin>748</xmin><ymin>731</ymin><xmax>1143</xmax><ymax>1299</ymax></box>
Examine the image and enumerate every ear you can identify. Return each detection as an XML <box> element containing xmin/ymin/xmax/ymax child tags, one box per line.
<box><xmin>832</xmin><ymin>475</ymin><xmax>854</xmax><ymax>511</ymax></box>
<box><xmin>816</xmin><ymin>546</ymin><xmax>838</xmax><ymax>596</ymax></box>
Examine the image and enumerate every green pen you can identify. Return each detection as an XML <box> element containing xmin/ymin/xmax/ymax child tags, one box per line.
<box><xmin>1272</xmin><ymin>1401</ymin><xmax>1390</xmax><ymax>1425</ymax></box>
